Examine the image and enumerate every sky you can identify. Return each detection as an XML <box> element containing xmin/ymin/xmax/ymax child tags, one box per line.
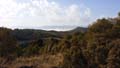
<box><xmin>0</xmin><ymin>0</ymin><xmax>120</xmax><ymax>30</ymax></box>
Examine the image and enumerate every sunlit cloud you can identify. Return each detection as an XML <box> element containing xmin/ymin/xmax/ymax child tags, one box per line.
<box><xmin>0</xmin><ymin>0</ymin><xmax>92</xmax><ymax>29</ymax></box>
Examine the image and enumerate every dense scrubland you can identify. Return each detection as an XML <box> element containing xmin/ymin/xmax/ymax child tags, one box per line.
<box><xmin>0</xmin><ymin>13</ymin><xmax>120</xmax><ymax>68</ymax></box>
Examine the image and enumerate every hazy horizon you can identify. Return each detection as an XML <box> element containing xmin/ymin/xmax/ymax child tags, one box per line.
<box><xmin>1</xmin><ymin>25</ymin><xmax>82</xmax><ymax>31</ymax></box>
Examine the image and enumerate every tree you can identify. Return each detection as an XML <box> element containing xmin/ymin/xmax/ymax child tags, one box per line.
<box><xmin>23</xmin><ymin>43</ymin><xmax>40</xmax><ymax>56</ymax></box>
<box><xmin>88</xmin><ymin>18</ymin><xmax>113</xmax><ymax>33</ymax></box>
<box><xmin>61</xmin><ymin>46</ymin><xmax>87</xmax><ymax>68</ymax></box>
<box><xmin>0</xmin><ymin>27</ymin><xmax>18</xmax><ymax>58</ymax></box>
<box><xmin>118</xmin><ymin>12</ymin><xmax>120</xmax><ymax>17</ymax></box>
<box><xmin>107</xmin><ymin>39</ymin><xmax>120</xmax><ymax>68</ymax></box>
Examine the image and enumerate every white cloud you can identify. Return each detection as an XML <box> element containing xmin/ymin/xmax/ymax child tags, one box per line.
<box><xmin>0</xmin><ymin>0</ymin><xmax>92</xmax><ymax>29</ymax></box>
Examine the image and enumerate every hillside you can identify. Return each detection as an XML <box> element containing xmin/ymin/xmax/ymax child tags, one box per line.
<box><xmin>11</xmin><ymin>26</ymin><xmax>87</xmax><ymax>41</ymax></box>
<box><xmin>0</xmin><ymin>14</ymin><xmax>120</xmax><ymax>68</ymax></box>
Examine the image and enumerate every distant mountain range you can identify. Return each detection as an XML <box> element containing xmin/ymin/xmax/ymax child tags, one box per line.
<box><xmin>39</xmin><ymin>25</ymin><xmax>78</xmax><ymax>31</ymax></box>
<box><xmin>39</xmin><ymin>26</ymin><xmax>88</xmax><ymax>32</ymax></box>
<box><xmin>12</xmin><ymin>25</ymin><xmax>87</xmax><ymax>31</ymax></box>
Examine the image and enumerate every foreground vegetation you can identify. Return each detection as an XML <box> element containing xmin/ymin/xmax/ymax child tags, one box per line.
<box><xmin>0</xmin><ymin>13</ymin><xmax>120</xmax><ymax>68</ymax></box>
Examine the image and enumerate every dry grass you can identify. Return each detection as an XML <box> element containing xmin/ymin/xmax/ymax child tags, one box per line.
<box><xmin>0</xmin><ymin>53</ymin><xmax>63</xmax><ymax>68</ymax></box>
